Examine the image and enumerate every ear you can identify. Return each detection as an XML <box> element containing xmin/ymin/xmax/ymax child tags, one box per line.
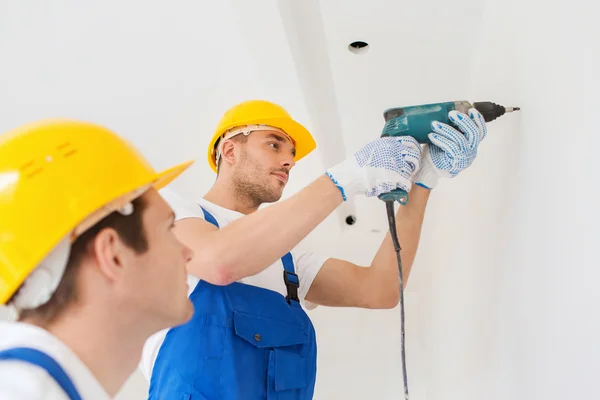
<box><xmin>91</xmin><ymin>228</ymin><xmax>132</xmax><ymax>283</ymax></box>
<box><xmin>220</xmin><ymin>140</ymin><xmax>237</xmax><ymax>167</ymax></box>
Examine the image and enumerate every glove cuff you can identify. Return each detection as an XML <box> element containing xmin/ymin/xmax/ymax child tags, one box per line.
<box><xmin>413</xmin><ymin>163</ymin><xmax>439</xmax><ymax>190</ymax></box>
<box><xmin>325</xmin><ymin>158</ymin><xmax>365</xmax><ymax>201</ymax></box>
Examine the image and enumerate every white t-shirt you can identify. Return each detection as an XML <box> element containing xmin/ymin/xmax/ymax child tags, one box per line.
<box><xmin>140</xmin><ymin>188</ymin><xmax>328</xmax><ymax>381</ymax></box>
<box><xmin>0</xmin><ymin>321</ymin><xmax>110</xmax><ymax>400</ymax></box>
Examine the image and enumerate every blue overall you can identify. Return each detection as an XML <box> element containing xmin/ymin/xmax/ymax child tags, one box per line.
<box><xmin>0</xmin><ymin>347</ymin><xmax>82</xmax><ymax>400</ymax></box>
<box><xmin>148</xmin><ymin>207</ymin><xmax>318</xmax><ymax>399</ymax></box>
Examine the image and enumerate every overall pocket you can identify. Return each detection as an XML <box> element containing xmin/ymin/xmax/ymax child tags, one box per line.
<box><xmin>232</xmin><ymin>311</ymin><xmax>309</xmax><ymax>398</ymax></box>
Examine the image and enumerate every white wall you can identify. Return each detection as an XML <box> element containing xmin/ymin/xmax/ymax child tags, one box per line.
<box><xmin>393</xmin><ymin>0</ymin><xmax>596</xmax><ymax>399</ymax></box>
<box><xmin>1</xmin><ymin>0</ymin><xmax>597</xmax><ymax>399</ymax></box>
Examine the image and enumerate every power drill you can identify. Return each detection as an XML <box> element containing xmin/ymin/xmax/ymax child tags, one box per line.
<box><xmin>378</xmin><ymin>100</ymin><xmax>520</xmax><ymax>204</ymax></box>
<box><xmin>376</xmin><ymin>100</ymin><xmax>519</xmax><ymax>400</ymax></box>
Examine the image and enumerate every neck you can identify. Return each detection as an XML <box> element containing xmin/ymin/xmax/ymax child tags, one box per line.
<box><xmin>204</xmin><ymin>175</ymin><xmax>260</xmax><ymax>215</ymax></box>
<box><xmin>28</xmin><ymin>304</ymin><xmax>150</xmax><ymax>397</ymax></box>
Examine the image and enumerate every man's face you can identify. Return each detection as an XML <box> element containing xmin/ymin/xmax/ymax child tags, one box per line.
<box><xmin>230</xmin><ymin>130</ymin><xmax>296</xmax><ymax>205</ymax></box>
<box><xmin>122</xmin><ymin>189</ymin><xmax>193</xmax><ymax>329</ymax></box>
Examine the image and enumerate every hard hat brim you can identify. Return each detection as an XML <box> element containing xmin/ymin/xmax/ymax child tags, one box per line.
<box><xmin>153</xmin><ymin>160</ymin><xmax>195</xmax><ymax>190</ymax></box>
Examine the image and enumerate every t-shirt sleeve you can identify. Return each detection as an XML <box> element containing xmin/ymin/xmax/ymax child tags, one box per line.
<box><xmin>293</xmin><ymin>242</ymin><xmax>329</xmax><ymax>310</ymax></box>
<box><xmin>159</xmin><ymin>188</ymin><xmax>205</xmax><ymax>222</ymax></box>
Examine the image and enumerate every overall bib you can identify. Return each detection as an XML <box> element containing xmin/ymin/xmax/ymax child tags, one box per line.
<box><xmin>148</xmin><ymin>207</ymin><xmax>318</xmax><ymax>399</ymax></box>
<box><xmin>0</xmin><ymin>347</ymin><xmax>83</xmax><ymax>400</ymax></box>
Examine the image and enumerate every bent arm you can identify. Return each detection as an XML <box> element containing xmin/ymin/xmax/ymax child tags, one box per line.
<box><xmin>174</xmin><ymin>175</ymin><xmax>343</xmax><ymax>285</ymax></box>
<box><xmin>306</xmin><ymin>185</ymin><xmax>430</xmax><ymax>309</ymax></box>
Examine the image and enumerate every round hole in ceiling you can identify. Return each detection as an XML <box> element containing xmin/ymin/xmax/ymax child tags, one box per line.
<box><xmin>348</xmin><ymin>41</ymin><xmax>370</xmax><ymax>55</ymax></box>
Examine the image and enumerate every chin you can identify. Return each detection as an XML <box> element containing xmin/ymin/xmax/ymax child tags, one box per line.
<box><xmin>263</xmin><ymin>192</ymin><xmax>283</xmax><ymax>203</ymax></box>
<box><xmin>271</xmin><ymin>184</ymin><xmax>286</xmax><ymax>200</ymax></box>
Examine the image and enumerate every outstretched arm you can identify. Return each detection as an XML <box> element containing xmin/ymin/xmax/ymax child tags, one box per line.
<box><xmin>174</xmin><ymin>136</ymin><xmax>422</xmax><ymax>286</ymax></box>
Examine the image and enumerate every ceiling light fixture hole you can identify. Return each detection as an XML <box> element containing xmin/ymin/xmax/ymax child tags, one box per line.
<box><xmin>348</xmin><ymin>41</ymin><xmax>370</xmax><ymax>55</ymax></box>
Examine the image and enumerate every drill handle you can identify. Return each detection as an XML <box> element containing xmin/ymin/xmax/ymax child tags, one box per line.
<box><xmin>378</xmin><ymin>188</ymin><xmax>409</xmax><ymax>205</ymax></box>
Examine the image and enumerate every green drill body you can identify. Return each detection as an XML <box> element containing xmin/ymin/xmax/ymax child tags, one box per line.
<box><xmin>378</xmin><ymin>100</ymin><xmax>519</xmax><ymax>203</ymax></box>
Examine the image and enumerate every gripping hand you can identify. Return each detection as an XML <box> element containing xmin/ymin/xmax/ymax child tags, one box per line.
<box><xmin>326</xmin><ymin>136</ymin><xmax>422</xmax><ymax>200</ymax></box>
<box><xmin>414</xmin><ymin>108</ymin><xmax>487</xmax><ymax>189</ymax></box>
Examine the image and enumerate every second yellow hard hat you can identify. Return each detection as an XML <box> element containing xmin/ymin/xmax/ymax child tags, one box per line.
<box><xmin>0</xmin><ymin>119</ymin><xmax>193</xmax><ymax>305</ymax></box>
<box><xmin>207</xmin><ymin>100</ymin><xmax>316</xmax><ymax>173</ymax></box>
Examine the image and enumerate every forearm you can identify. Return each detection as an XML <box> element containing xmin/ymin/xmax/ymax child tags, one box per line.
<box><xmin>367</xmin><ymin>185</ymin><xmax>430</xmax><ymax>303</ymax></box>
<box><xmin>203</xmin><ymin>175</ymin><xmax>343</xmax><ymax>283</ymax></box>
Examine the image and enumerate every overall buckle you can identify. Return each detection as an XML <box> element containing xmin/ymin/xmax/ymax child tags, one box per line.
<box><xmin>283</xmin><ymin>270</ymin><xmax>300</xmax><ymax>304</ymax></box>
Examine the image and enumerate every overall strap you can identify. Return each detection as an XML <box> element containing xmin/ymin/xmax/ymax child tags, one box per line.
<box><xmin>200</xmin><ymin>206</ymin><xmax>219</xmax><ymax>228</ymax></box>
<box><xmin>0</xmin><ymin>347</ymin><xmax>83</xmax><ymax>400</ymax></box>
<box><xmin>199</xmin><ymin>206</ymin><xmax>300</xmax><ymax>303</ymax></box>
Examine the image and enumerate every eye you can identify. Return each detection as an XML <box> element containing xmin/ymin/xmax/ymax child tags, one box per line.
<box><xmin>268</xmin><ymin>142</ymin><xmax>279</xmax><ymax>149</ymax></box>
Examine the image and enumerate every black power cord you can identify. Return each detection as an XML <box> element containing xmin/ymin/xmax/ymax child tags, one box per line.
<box><xmin>385</xmin><ymin>199</ymin><xmax>409</xmax><ymax>400</ymax></box>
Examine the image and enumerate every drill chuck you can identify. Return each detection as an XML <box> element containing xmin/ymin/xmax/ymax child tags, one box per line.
<box><xmin>472</xmin><ymin>101</ymin><xmax>520</xmax><ymax>123</ymax></box>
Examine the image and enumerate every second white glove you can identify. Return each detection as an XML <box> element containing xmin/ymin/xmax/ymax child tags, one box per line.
<box><xmin>325</xmin><ymin>136</ymin><xmax>422</xmax><ymax>200</ymax></box>
<box><xmin>414</xmin><ymin>108</ymin><xmax>488</xmax><ymax>189</ymax></box>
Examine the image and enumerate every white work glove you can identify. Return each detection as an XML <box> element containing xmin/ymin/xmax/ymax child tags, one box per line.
<box><xmin>414</xmin><ymin>108</ymin><xmax>488</xmax><ymax>189</ymax></box>
<box><xmin>325</xmin><ymin>136</ymin><xmax>421</xmax><ymax>200</ymax></box>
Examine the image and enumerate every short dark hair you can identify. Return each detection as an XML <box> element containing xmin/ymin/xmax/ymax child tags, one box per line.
<box><xmin>216</xmin><ymin>134</ymin><xmax>249</xmax><ymax>173</ymax></box>
<box><xmin>18</xmin><ymin>196</ymin><xmax>149</xmax><ymax>325</ymax></box>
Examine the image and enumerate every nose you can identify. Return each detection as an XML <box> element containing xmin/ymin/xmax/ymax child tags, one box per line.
<box><xmin>281</xmin><ymin>153</ymin><xmax>296</xmax><ymax>169</ymax></box>
<box><xmin>182</xmin><ymin>243</ymin><xmax>193</xmax><ymax>263</ymax></box>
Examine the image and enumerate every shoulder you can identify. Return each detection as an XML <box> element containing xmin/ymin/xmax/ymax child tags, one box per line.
<box><xmin>0</xmin><ymin>362</ymin><xmax>67</xmax><ymax>399</ymax></box>
<box><xmin>291</xmin><ymin>241</ymin><xmax>328</xmax><ymax>270</ymax></box>
<box><xmin>159</xmin><ymin>188</ymin><xmax>205</xmax><ymax>222</ymax></box>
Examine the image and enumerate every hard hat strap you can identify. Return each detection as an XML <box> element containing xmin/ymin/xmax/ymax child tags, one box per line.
<box><xmin>10</xmin><ymin>235</ymin><xmax>71</xmax><ymax>311</ymax></box>
<box><xmin>214</xmin><ymin>125</ymin><xmax>293</xmax><ymax>169</ymax></box>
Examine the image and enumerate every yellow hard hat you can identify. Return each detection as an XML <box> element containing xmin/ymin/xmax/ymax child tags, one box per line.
<box><xmin>0</xmin><ymin>119</ymin><xmax>193</xmax><ymax>305</ymax></box>
<box><xmin>207</xmin><ymin>100</ymin><xmax>316</xmax><ymax>173</ymax></box>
